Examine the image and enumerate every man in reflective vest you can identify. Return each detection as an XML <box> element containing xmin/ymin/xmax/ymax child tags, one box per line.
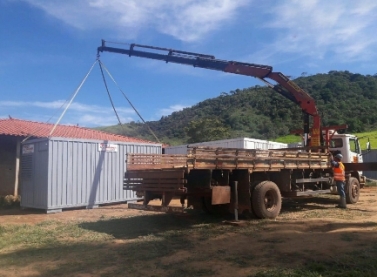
<box><xmin>331</xmin><ymin>153</ymin><xmax>346</xmax><ymax>208</ymax></box>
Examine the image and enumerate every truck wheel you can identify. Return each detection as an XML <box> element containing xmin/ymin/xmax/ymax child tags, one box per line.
<box><xmin>346</xmin><ymin>177</ymin><xmax>360</xmax><ymax>204</ymax></box>
<box><xmin>252</xmin><ymin>181</ymin><xmax>281</xmax><ymax>219</ymax></box>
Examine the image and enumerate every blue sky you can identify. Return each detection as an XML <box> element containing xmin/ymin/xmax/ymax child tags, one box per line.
<box><xmin>1</xmin><ymin>0</ymin><xmax>377</xmax><ymax>128</ymax></box>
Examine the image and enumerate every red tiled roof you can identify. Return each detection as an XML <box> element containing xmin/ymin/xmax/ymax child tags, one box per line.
<box><xmin>0</xmin><ymin>118</ymin><xmax>156</xmax><ymax>144</ymax></box>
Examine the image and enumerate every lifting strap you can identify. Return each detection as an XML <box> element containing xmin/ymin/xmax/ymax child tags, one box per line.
<box><xmin>98</xmin><ymin>60</ymin><xmax>161</xmax><ymax>143</ymax></box>
<box><xmin>49</xmin><ymin>60</ymin><xmax>98</xmax><ymax>137</ymax></box>
<box><xmin>98</xmin><ymin>60</ymin><xmax>123</xmax><ymax>127</ymax></box>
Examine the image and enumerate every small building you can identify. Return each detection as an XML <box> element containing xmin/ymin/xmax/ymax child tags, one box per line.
<box><xmin>164</xmin><ymin>137</ymin><xmax>288</xmax><ymax>154</ymax></box>
<box><xmin>0</xmin><ymin>118</ymin><xmax>161</xmax><ymax>212</ymax></box>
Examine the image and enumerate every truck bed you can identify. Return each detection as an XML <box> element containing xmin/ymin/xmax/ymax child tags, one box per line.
<box><xmin>124</xmin><ymin>147</ymin><xmax>333</xmax><ymax>215</ymax></box>
<box><xmin>126</xmin><ymin>147</ymin><xmax>330</xmax><ymax>171</ymax></box>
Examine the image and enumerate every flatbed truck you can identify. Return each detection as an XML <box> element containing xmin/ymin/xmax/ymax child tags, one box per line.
<box><xmin>124</xmin><ymin>146</ymin><xmax>361</xmax><ymax>219</ymax></box>
<box><xmin>97</xmin><ymin>40</ymin><xmax>370</xmax><ymax>218</ymax></box>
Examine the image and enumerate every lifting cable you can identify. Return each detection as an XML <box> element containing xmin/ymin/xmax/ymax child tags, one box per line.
<box><xmin>21</xmin><ymin>59</ymin><xmax>98</xmax><ymax>143</ymax></box>
<box><xmin>48</xmin><ymin>59</ymin><xmax>99</xmax><ymax>137</ymax></box>
<box><xmin>98</xmin><ymin>60</ymin><xmax>124</xmax><ymax>129</ymax></box>
<box><xmin>98</xmin><ymin>59</ymin><xmax>161</xmax><ymax>143</ymax></box>
<box><xmin>23</xmin><ymin>57</ymin><xmax>161</xmax><ymax>144</ymax></box>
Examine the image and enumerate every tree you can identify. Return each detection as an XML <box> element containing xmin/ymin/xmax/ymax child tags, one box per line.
<box><xmin>97</xmin><ymin>71</ymin><xmax>377</xmax><ymax>145</ymax></box>
<box><xmin>185</xmin><ymin>118</ymin><xmax>230</xmax><ymax>143</ymax></box>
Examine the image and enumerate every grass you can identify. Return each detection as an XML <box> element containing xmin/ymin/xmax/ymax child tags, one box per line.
<box><xmin>355</xmin><ymin>130</ymin><xmax>377</xmax><ymax>150</ymax></box>
<box><xmin>0</xmin><ymin>195</ymin><xmax>20</xmax><ymax>209</ymax></box>
<box><xmin>340</xmin><ymin>233</ymin><xmax>359</xmax><ymax>242</ymax></box>
<box><xmin>279</xmin><ymin>194</ymin><xmax>376</xmax><ymax>220</ymax></box>
<box><xmin>225</xmin><ymin>253</ymin><xmax>256</xmax><ymax>268</ymax></box>
<box><xmin>275</xmin><ymin>129</ymin><xmax>377</xmax><ymax>151</ymax></box>
<box><xmin>0</xmin><ymin>202</ymin><xmax>377</xmax><ymax>277</ymax></box>
<box><xmin>274</xmin><ymin>134</ymin><xmax>301</xmax><ymax>144</ymax></box>
<box><xmin>366</xmin><ymin>180</ymin><xmax>377</xmax><ymax>186</ymax></box>
<box><xmin>253</xmin><ymin>245</ymin><xmax>377</xmax><ymax>277</ymax></box>
<box><xmin>0</xmin><ymin>213</ymin><xmax>237</xmax><ymax>276</ymax></box>
<box><xmin>0</xmin><ymin>220</ymin><xmax>112</xmax><ymax>255</ymax></box>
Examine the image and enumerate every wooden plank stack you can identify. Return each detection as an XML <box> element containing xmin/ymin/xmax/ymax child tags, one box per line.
<box><xmin>126</xmin><ymin>147</ymin><xmax>331</xmax><ymax>171</ymax></box>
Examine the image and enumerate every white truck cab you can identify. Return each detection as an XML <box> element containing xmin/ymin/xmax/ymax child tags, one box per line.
<box><xmin>328</xmin><ymin>132</ymin><xmax>366</xmax><ymax>189</ymax></box>
<box><xmin>329</xmin><ymin>133</ymin><xmax>363</xmax><ymax>164</ymax></box>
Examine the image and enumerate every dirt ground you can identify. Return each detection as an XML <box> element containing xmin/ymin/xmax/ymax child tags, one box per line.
<box><xmin>1</xmin><ymin>188</ymin><xmax>376</xmax><ymax>226</ymax></box>
<box><xmin>1</xmin><ymin>187</ymin><xmax>377</xmax><ymax>277</ymax></box>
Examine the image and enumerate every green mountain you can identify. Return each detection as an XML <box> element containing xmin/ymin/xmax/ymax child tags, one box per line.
<box><xmin>98</xmin><ymin>71</ymin><xmax>377</xmax><ymax>145</ymax></box>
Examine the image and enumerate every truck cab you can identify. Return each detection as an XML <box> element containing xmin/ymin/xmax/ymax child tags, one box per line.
<box><xmin>329</xmin><ymin>132</ymin><xmax>365</xmax><ymax>189</ymax></box>
<box><xmin>329</xmin><ymin>133</ymin><xmax>363</xmax><ymax>164</ymax></box>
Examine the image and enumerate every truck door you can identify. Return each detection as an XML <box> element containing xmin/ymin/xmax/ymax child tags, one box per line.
<box><xmin>349</xmin><ymin>137</ymin><xmax>363</xmax><ymax>163</ymax></box>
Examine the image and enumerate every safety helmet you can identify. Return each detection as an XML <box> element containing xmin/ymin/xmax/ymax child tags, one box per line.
<box><xmin>335</xmin><ymin>153</ymin><xmax>343</xmax><ymax>160</ymax></box>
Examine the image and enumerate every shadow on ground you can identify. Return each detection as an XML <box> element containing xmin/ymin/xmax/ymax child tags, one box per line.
<box><xmin>79</xmin><ymin>211</ymin><xmax>226</xmax><ymax>239</ymax></box>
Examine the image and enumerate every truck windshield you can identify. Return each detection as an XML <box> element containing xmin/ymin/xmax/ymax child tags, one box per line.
<box><xmin>330</xmin><ymin>139</ymin><xmax>343</xmax><ymax>148</ymax></box>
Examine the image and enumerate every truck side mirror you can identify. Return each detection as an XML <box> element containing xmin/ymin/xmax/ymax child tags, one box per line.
<box><xmin>367</xmin><ymin>141</ymin><xmax>371</xmax><ymax>151</ymax></box>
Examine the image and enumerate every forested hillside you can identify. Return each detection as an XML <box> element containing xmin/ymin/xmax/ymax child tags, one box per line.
<box><xmin>98</xmin><ymin>71</ymin><xmax>377</xmax><ymax>145</ymax></box>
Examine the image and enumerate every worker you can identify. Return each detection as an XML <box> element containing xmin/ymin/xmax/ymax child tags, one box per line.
<box><xmin>331</xmin><ymin>153</ymin><xmax>346</xmax><ymax>208</ymax></box>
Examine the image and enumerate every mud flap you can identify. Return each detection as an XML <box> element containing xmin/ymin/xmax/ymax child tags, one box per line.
<box><xmin>211</xmin><ymin>186</ymin><xmax>231</xmax><ymax>205</ymax></box>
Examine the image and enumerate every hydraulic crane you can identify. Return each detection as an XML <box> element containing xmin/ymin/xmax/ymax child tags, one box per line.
<box><xmin>97</xmin><ymin>40</ymin><xmax>321</xmax><ymax>147</ymax></box>
<box><xmin>95</xmin><ymin>40</ymin><xmax>377</xmax><ymax>219</ymax></box>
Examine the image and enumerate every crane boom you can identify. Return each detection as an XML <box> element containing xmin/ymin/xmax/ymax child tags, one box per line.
<box><xmin>97</xmin><ymin>40</ymin><xmax>321</xmax><ymax>147</ymax></box>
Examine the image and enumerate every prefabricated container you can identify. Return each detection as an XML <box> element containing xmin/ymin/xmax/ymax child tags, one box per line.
<box><xmin>164</xmin><ymin>137</ymin><xmax>288</xmax><ymax>154</ymax></box>
<box><xmin>362</xmin><ymin>149</ymin><xmax>377</xmax><ymax>181</ymax></box>
<box><xmin>288</xmin><ymin>142</ymin><xmax>303</xmax><ymax>148</ymax></box>
<box><xmin>20</xmin><ymin>137</ymin><xmax>161</xmax><ymax>213</ymax></box>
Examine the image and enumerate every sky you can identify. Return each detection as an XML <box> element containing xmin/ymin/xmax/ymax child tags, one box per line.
<box><xmin>1</xmin><ymin>0</ymin><xmax>377</xmax><ymax>128</ymax></box>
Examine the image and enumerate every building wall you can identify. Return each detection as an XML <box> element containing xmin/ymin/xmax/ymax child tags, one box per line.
<box><xmin>0</xmin><ymin>135</ymin><xmax>18</xmax><ymax>196</ymax></box>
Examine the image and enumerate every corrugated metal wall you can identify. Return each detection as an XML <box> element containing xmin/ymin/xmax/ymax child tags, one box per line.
<box><xmin>362</xmin><ymin>149</ymin><xmax>377</xmax><ymax>180</ymax></box>
<box><xmin>20</xmin><ymin>140</ymin><xmax>48</xmax><ymax>208</ymax></box>
<box><xmin>20</xmin><ymin>137</ymin><xmax>161</xmax><ymax>212</ymax></box>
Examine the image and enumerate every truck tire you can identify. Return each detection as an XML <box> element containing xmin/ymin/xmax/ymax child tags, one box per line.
<box><xmin>251</xmin><ymin>181</ymin><xmax>281</xmax><ymax>219</ymax></box>
<box><xmin>346</xmin><ymin>177</ymin><xmax>360</xmax><ymax>204</ymax></box>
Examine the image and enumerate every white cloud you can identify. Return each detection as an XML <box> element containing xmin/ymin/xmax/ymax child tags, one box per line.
<box><xmin>18</xmin><ymin>0</ymin><xmax>377</xmax><ymax>66</ymax></box>
<box><xmin>72</xmin><ymin>113</ymin><xmax>134</xmax><ymax>127</ymax></box>
<box><xmin>0</xmin><ymin>100</ymin><xmax>136</xmax><ymax>127</ymax></box>
<box><xmin>21</xmin><ymin>0</ymin><xmax>248</xmax><ymax>42</ymax></box>
<box><xmin>157</xmin><ymin>104</ymin><xmax>188</xmax><ymax>117</ymax></box>
<box><xmin>251</xmin><ymin>0</ymin><xmax>377</xmax><ymax>64</ymax></box>
<box><xmin>0</xmin><ymin>100</ymin><xmax>133</xmax><ymax>113</ymax></box>
<box><xmin>157</xmin><ymin>0</ymin><xmax>249</xmax><ymax>42</ymax></box>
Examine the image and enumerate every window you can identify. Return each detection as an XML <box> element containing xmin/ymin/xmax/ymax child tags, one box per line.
<box><xmin>330</xmin><ymin>139</ymin><xmax>343</xmax><ymax>148</ymax></box>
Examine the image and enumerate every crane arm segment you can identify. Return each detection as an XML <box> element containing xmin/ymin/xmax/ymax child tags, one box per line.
<box><xmin>97</xmin><ymin>40</ymin><xmax>321</xmax><ymax>146</ymax></box>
